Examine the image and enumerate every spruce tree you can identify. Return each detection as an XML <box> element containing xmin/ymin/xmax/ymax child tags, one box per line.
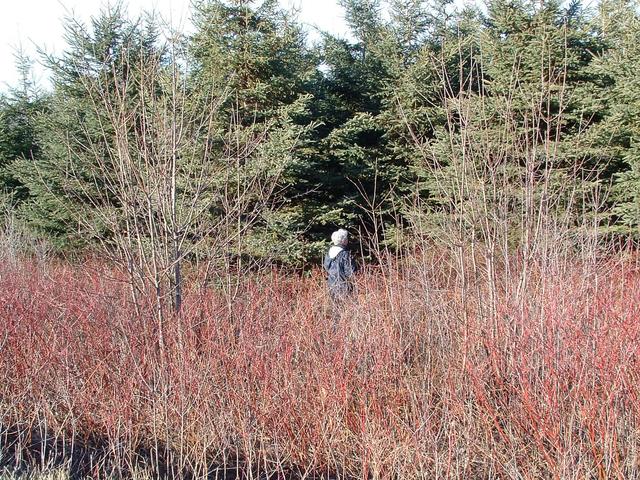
<box><xmin>9</xmin><ymin>7</ymin><xmax>160</xmax><ymax>249</ymax></box>
<box><xmin>298</xmin><ymin>0</ymin><xmax>412</xmax><ymax>257</ymax></box>
<box><xmin>0</xmin><ymin>51</ymin><xmax>45</xmax><ymax>205</ymax></box>
<box><xmin>400</xmin><ymin>0</ymin><xmax>606</xmax><ymax>254</ymax></box>
<box><xmin>190</xmin><ymin>0</ymin><xmax>319</xmax><ymax>266</ymax></box>
<box><xmin>588</xmin><ymin>0</ymin><xmax>640</xmax><ymax>235</ymax></box>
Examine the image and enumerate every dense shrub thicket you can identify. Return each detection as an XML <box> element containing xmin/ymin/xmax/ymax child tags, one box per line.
<box><xmin>1</xmin><ymin>252</ymin><xmax>639</xmax><ymax>478</ymax></box>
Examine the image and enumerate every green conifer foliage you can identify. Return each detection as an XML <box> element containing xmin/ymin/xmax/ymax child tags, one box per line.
<box><xmin>2</xmin><ymin>0</ymin><xmax>639</xmax><ymax>263</ymax></box>
<box><xmin>0</xmin><ymin>51</ymin><xmax>45</xmax><ymax>205</ymax></box>
<box><xmin>190</xmin><ymin>0</ymin><xmax>319</xmax><ymax>266</ymax></box>
<box><xmin>8</xmin><ymin>7</ymin><xmax>160</xmax><ymax>249</ymax></box>
<box><xmin>402</xmin><ymin>0</ymin><xmax>606</xmax><ymax>255</ymax></box>
<box><xmin>299</xmin><ymin>0</ymin><xmax>412</xmax><ymax>257</ymax></box>
<box><xmin>588</xmin><ymin>0</ymin><xmax>640</xmax><ymax>235</ymax></box>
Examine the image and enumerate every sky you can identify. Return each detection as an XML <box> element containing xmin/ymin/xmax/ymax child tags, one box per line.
<box><xmin>0</xmin><ymin>0</ymin><xmax>351</xmax><ymax>92</ymax></box>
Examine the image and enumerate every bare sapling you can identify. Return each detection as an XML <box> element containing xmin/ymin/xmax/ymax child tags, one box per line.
<box><xmin>400</xmin><ymin>24</ymin><xmax>610</xmax><ymax>316</ymax></box>
<box><xmin>52</xmin><ymin>13</ymin><xmax>297</xmax><ymax>334</ymax></box>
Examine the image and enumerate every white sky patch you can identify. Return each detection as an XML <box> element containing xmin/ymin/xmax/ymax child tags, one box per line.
<box><xmin>0</xmin><ymin>0</ymin><xmax>351</xmax><ymax>93</ymax></box>
<box><xmin>283</xmin><ymin>0</ymin><xmax>350</xmax><ymax>42</ymax></box>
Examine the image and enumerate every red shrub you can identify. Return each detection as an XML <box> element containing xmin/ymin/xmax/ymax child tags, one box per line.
<box><xmin>1</xmin><ymin>255</ymin><xmax>639</xmax><ymax>478</ymax></box>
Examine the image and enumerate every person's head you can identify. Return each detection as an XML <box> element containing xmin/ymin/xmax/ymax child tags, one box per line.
<box><xmin>331</xmin><ymin>228</ymin><xmax>349</xmax><ymax>246</ymax></box>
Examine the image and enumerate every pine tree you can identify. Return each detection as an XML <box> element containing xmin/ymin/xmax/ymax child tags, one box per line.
<box><xmin>400</xmin><ymin>0</ymin><xmax>607</xmax><ymax>256</ymax></box>
<box><xmin>295</xmin><ymin>0</ymin><xmax>414</xmax><ymax>257</ymax></box>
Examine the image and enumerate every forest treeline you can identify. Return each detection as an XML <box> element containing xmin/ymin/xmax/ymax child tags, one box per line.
<box><xmin>0</xmin><ymin>0</ymin><xmax>639</xmax><ymax>268</ymax></box>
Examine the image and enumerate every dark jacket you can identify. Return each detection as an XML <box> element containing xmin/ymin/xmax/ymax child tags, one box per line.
<box><xmin>323</xmin><ymin>247</ymin><xmax>356</xmax><ymax>297</ymax></box>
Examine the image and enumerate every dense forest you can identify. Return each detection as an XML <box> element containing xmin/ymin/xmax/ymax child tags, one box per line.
<box><xmin>1</xmin><ymin>0</ymin><xmax>638</xmax><ymax>269</ymax></box>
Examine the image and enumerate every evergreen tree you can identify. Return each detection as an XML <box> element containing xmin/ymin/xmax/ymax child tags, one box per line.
<box><xmin>190</xmin><ymin>0</ymin><xmax>320</xmax><ymax>266</ymax></box>
<box><xmin>9</xmin><ymin>6</ymin><xmax>161</xmax><ymax>249</ymax></box>
<box><xmin>402</xmin><ymin>0</ymin><xmax>606</xmax><ymax>253</ymax></box>
<box><xmin>298</xmin><ymin>0</ymin><xmax>414</xmax><ymax>257</ymax></box>
<box><xmin>0</xmin><ymin>51</ymin><xmax>45</xmax><ymax>205</ymax></box>
<box><xmin>2</xmin><ymin>0</ymin><xmax>638</xmax><ymax>262</ymax></box>
<box><xmin>588</xmin><ymin>0</ymin><xmax>640</xmax><ymax>235</ymax></box>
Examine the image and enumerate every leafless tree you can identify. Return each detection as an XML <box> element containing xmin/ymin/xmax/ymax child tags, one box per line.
<box><xmin>398</xmin><ymin>27</ymin><xmax>611</xmax><ymax>323</ymax></box>
<box><xmin>57</xmin><ymin>17</ymin><xmax>298</xmax><ymax>348</ymax></box>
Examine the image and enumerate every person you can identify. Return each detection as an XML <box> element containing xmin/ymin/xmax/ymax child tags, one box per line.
<box><xmin>323</xmin><ymin>228</ymin><xmax>357</xmax><ymax>302</ymax></box>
